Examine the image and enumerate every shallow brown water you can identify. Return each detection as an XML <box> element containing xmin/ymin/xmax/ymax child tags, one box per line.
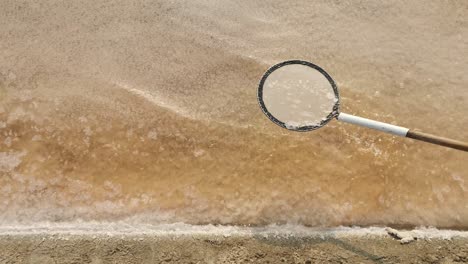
<box><xmin>0</xmin><ymin>0</ymin><xmax>467</xmax><ymax>228</ymax></box>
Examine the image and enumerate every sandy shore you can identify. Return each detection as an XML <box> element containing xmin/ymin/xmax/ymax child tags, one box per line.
<box><xmin>0</xmin><ymin>225</ymin><xmax>467</xmax><ymax>263</ymax></box>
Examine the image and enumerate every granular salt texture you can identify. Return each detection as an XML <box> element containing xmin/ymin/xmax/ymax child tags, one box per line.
<box><xmin>262</xmin><ymin>64</ymin><xmax>336</xmax><ymax>128</ymax></box>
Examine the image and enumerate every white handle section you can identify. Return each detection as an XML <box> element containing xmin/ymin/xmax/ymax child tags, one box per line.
<box><xmin>337</xmin><ymin>113</ymin><xmax>409</xmax><ymax>137</ymax></box>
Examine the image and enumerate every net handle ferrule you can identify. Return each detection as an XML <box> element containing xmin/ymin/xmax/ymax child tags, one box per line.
<box><xmin>336</xmin><ymin>113</ymin><xmax>468</xmax><ymax>152</ymax></box>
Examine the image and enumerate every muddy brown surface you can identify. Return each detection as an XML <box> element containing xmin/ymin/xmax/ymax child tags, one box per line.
<box><xmin>0</xmin><ymin>234</ymin><xmax>467</xmax><ymax>264</ymax></box>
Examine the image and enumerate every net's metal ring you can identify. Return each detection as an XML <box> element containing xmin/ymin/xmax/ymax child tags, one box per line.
<box><xmin>257</xmin><ymin>60</ymin><xmax>341</xmax><ymax>132</ymax></box>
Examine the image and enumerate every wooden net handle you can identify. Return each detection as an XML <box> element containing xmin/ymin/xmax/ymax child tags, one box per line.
<box><xmin>337</xmin><ymin>113</ymin><xmax>468</xmax><ymax>152</ymax></box>
<box><xmin>406</xmin><ymin>130</ymin><xmax>468</xmax><ymax>152</ymax></box>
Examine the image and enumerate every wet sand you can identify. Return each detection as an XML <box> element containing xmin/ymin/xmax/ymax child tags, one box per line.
<box><xmin>1</xmin><ymin>229</ymin><xmax>467</xmax><ymax>264</ymax></box>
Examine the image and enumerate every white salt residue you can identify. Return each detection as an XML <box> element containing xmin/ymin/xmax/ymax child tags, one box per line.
<box><xmin>0</xmin><ymin>223</ymin><xmax>466</xmax><ymax>240</ymax></box>
<box><xmin>0</xmin><ymin>152</ymin><xmax>25</xmax><ymax>172</ymax></box>
<box><xmin>7</xmin><ymin>107</ymin><xmax>27</xmax><ymax>123</ymax></box>
<box><xmin>16</xmin><ymin>89</ymin><xmax>33</xmax><ymax>102</ymax></box>
<box><xmin>103</xmin><ymin>181</ymin><xmax>122</xmax><ymax>193</ymax></box>
<box><xmin>26</xmin><ymin>178</ymin><xmax>46</xmax><ymax>193</ymax></box>
<box><xmin>348</xmin><ymin>132</ymin><xmax>386</xmax><ymax>158</ymax></box>
<box><xmin>78</xmin><ymin>116</ymin><xmax>88</xmax><ymax>123</ymax></box>
<box><xmin>83</xmin><ymin>127</ymin><xmax>93</xmax><ymax>137</ymax></box>
<box><xmin>451</xmin><ymin>173</ymin><xmax>466</xmax><ymax>192</ymax></box>
<box><xmin>147</xmin><ymin>130</ymin><xmax>158</xmax><ymax>140</ymax></box>
<box><xmin>411</xmin><ymin>226</ymin><xmax>468</xmax><ymax>240</ymax></box>
<box><xmin>369</xmin><ymin>143</ymin><xmax>382</xmax><ymax>157</ymax></box>
<box><xmin>111</xmin><ymin>82</ymin><xmax>251</xmax><ymax>132</ymax></box>
<box><xmin>299</xmin><ymin>111</ymin><xmax>314</xmax><ymax>118</ymax></box>
<box><xmin>113</xmin><ymin>80</ymin><xmax>194</xmax><ymax>121</ymax></box>
<box><xmin>0</xmin><ymin>223</ymin><xmax>384</xmax><ymax>237</ymax></box>
<box><xmin>285</xmin><ymin>122</ymin><xmax>300</xmax><ymax>130</ymax></box>
<box><xmin>385</xmin><ymin>227</ymin><xmax>416</xmax><ymax>244</ymax></box>
<box><xmin>93</xmin><ymin>201</ymin><xmax>125</xmax><ymax>214</ymax></box>
<box><xmin>31</xmin><ymin>135</ymin><xmax>42</xmax><ymax>141</ymax></box>
<box><xmin>4</xmin><ymin>137</ymin><xmax>12</xmax><ymax>147</ymax></box>
<box><xmin>386</xmin><ymin>226</ymin><xmax>468</xmax><ymax>241</ymax></box>
<box><xmin>262</xmin><ymin>64</ymin><xmax>336</xmax><ymax>129</ymax></box>
<box><xmin>433</xmin><ymin>185</ymin><xmax>451</xmax><ymax>202</ymax></box>
<box><xmin>285</xmin><ymin>120</ymin><xmax>321</xmax><ymax>130</ymax></box>
<box><xmin>193</xmin><ymin>149</ymin><xmax>205</xmax><ymax>157</ymax></box>
<box><xmin>103</xmin><ymin>181</ymin><xmax>122</xmax><ymax>199</ymax></box>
